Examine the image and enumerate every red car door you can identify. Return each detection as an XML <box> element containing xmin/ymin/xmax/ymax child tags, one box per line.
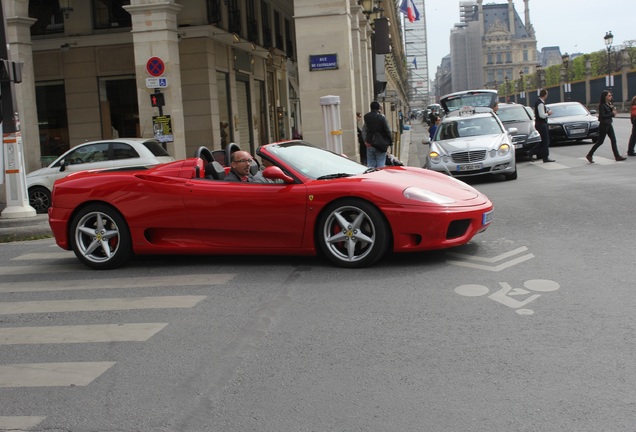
<box><xmin>182</xmin><ymin>180</ymin><xmax>309</xmax><ymax>249</ymax></box>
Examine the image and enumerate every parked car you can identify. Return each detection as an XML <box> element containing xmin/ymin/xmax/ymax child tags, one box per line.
<box><xmin>440</xmin><ymin>89</ymin><xmax>499</xmax><ymax>114</ymax></box>
<box><xmin>546</xmin><ymin>102</ymin><xmax>600</xmax><ymax>143</ymax></box>
<box><xmin>496</xmin><ymin>103</ymin><xmax>541</xmax><ymax>157</ymax></box>
<box><xmin>27</xmin><ymin>138</ymin><xmax>174</xmax><ymax>213</ymax></box>
<box><xmin>425</xmin><ymin>106</ymin><xmax>517</xmax><ymax>181</ymax></box>
<box><xmin>48</xmin><ymin>140</ymin><xmax>494</xmax><ymax>270</ymax></box>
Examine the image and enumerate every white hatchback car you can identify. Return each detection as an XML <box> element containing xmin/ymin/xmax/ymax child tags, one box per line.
<box><xmin>425</xmin><ymin>106</ymin><xmax>517</xmax><ymax>181</ymax></box>
<box><xmin>27</xmin><ymin>138</ymin><xmax>174</xmax><ymax>213</ymax></box>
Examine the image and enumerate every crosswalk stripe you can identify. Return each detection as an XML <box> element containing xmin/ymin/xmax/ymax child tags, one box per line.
<box><xmin>11</xmin><ymin>251</ymin><xmax>74</xmax><ymax>261</ymax></box>
<box><xmin>532</xmin><ymin>161</ymin><xmax>567</xmax><ymax>170</ymax></box>
<box><xmin>0</xmin><ymin>295</ymin><xmax>207</xmax><ymax>315</ymax></box>
<box><xmin>580</xmin><ymin>156</ymin><xmax>617</xmax><ymax>165</ymax></box>
<box><xmin>0</xmin><ymin>416</ymin><xmax>46</xmax><ymax>430</ymax></box>
<box><xmin>0</xmin><ymin>264</ymin><xmax>83</xmax><ymax>276</ymax></box>
<box><xmin>0</xmin><ymin>362</ymin><xmax>115</xmax><ymax>387</ymax></box>
<box><xmin>0</xmin><ymin>323</ymin><xmax>168</xmax><ymax>345</ymax></box>
<box><xmin>0</xmin><ymin>274</ymin><xmax>235</xmax><ymax>293</ymax></box>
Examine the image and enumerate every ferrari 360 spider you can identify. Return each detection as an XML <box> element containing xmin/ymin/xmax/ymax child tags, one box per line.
<box><xmin>48</xmin><ymin>140</ymin><xmax>494</xmax><ymax>269</ymax></box>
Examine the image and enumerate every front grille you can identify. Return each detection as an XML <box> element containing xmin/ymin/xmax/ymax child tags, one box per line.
<box><xmin>564</xmin><ymin>123</ymin><xmax>589</xmax><ymax>138</ymax></box>
<box><xmin>451</xmin><ymin>150</ymin><xmax>487</xmax><ymax>163</ymax></box>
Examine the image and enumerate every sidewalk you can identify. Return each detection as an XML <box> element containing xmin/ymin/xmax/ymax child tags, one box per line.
<box><xmin>0</xmin><ymin>206</ymin><xmax>52</xmax><ymax>243</ymax></box>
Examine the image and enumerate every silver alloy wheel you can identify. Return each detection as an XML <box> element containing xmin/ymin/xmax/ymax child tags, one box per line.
<box><xmin>74</xmin><ymin>210</ymin><xmax>121</xmax><ymax>264</ymax></box>
<box><xmin>322</xmin><ymin>204</ymin><xmax>376</xmax><ymax>263</ymax></box>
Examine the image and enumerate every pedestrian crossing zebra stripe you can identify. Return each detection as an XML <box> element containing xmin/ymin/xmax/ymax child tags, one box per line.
<box><xmin>0</xmin><ymin>416</ymin><xmax>46</xmax><ymax>430</ymax></box>
<box><xmin>0</xmin><ymin>323</ymin><xmax>168</xmax><ymax>345</ymax></box>
<box><xmin>0</xmin><ymin>264</ymin><xmax>78</xmax><ymax>276</ymax></box>
<box><xmin>0</xmin><ymin>274</ymin><xmax>235</xmax><ymax>293</ymax></box>
<box><xmin>11</xmin><ymin>251</ymin><xmax>74</xmax><ymax>261</ymax></box>
<box><xmin>0</xmin><ymin>295</ymin><xmax>207</xmax><ymax>315</ymax></box>
<box><xmin>0</xmin><ymin>362</ymin><xmax>116</xmax><ymax>387</ymax></box>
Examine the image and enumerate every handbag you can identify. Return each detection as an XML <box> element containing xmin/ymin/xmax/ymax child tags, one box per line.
<box><xmin>372</xmin><ymin>133</ymin><xmax>390</xmax><ymax>152</ymax></box>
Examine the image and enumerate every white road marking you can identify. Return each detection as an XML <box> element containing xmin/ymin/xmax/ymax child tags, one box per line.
<box><xmin>11</xmin><ymin>251</ymin><xmax>74</xmax><ymax>261</ymax></box>
<box><xmin>0</xmin><ymin>362</ymin><xmax>115</xmax><ymax>387</ymax></box>
<box><xmin>0</xmin><ymin>416</ymin><xmax>46</xmax><ymax>430</ymax></box>
<box><xmin>0</xmin><ymin>264</ymin><xmax>84</xmax><ymax>275</ymax></box>
<box><xmin>0</xmin><ymin>296</ymin><xmax>207</xmax><ymax>315</ymax></box>
<box><xmin>0</xmin><ymin>274</ymin><xmax>234</xmax><ymax>293</ymax></box>
<box><xmin>580</xmin><ymin>156</ymin><xmax>617</xmax><ymax>165</ymax></box>
<box><xmin>0</xmin><ymin>323</ymin><xmax>168</xmax><ymax>345</ymax></box>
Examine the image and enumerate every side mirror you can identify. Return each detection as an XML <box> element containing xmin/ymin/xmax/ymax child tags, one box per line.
<box><xmin>263</xmin><ymin>166</ymin><xmax>294</xmax><ymax>183</ymax></box>
<box><xmin>507</xmin><ymin>127</ymin><xmax>518</xmax><ymax>135</ymax></box>
<box><xmin>59</xmin><ymin>159</ymin><xmax>66</xmax><ymax>172</ymax></box>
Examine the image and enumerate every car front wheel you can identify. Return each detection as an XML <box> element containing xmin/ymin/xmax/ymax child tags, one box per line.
<box><xmin>316</xmin><ymin>199</ymin><xmax>390</xmax><ymax>268</ymax></box>
<box><xmin>70</xmin><ymin>204</ymin><xmax>132</xmax><ymax>270</ymax></box>
<box><xmin>28</xmin><ymin>186</ymin><xmax>51</xmax><ymax>214</ymax></box>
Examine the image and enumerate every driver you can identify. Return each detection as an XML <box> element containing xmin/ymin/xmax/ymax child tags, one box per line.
<box><xmin>225</xmin><ymin>150</ymin><xmax>256</xmax><ymax>182</ymax></box>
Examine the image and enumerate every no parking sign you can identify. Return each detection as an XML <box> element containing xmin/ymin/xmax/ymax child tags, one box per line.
<box><xmin>146</xmin><ymin>57</ymin><xmax>165</xmax><ymax>77</ymax></box>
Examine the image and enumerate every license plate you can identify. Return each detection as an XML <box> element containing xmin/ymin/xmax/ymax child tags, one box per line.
<box><xmin>482</xmin><ymin>210</ymin><xmax>493</xmax><ymax>225</ymax></box>
<box><xmin>570</xmin><ymin>128</ymin><xmax>585</xmax><ymax>134</ymax></box>
<box><xmin>457</xmin><ymin>163</ymin><xmax>482</xmax><ymax>172</ymax></box>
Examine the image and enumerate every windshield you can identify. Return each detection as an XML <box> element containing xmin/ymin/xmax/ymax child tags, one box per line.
<box><xmin>265</xmin><ymin>141</ymin><xmax>367</xmax><ymax>180</ymax></box>
<box><xmin>441</xmin><ymin>91</ymin><xmax>498</xmax><ymax>113</ymax></box>
<box><xmin>497</xmin><ymin>106</ymin><xmax>532</xmax><ymax>122</ymax></box>
<box><xmin>438</xmin><ymin>116</ymin><xmax>503</xmax><ymax>140</ymax></box>
<box><xmin>548</xmin><ymin>103</ymin><xmax>590</xmax><ymax>117</ymax></box>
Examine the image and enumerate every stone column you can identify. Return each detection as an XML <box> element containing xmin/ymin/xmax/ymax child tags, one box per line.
<box><xmin>294</xmin><ymin>0</ymin><xmax>358</xmax><ymax>156</ymax></box>
<box><xmin>124</xmin><ymin>0</ymin><xmax>185</xmax><ymax>159</ymax></box>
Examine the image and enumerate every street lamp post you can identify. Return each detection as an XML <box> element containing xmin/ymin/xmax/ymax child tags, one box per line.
<box><xmin>504</xmin><ymin>75</ymin><xmax>509</xmax><ymax>103</ymax></box>
<box><xmin>519</xmin><ymin>69</ymin><xmax>525</xmax><ymax>105</ymax></box>
<box><xmin>562</xmin><ymin>53</ymin><xmax>570</xmax><ymax>101</ymax></box>
<box><xmin>536</xmin><ymin>64</ymin><xmax>543</xmax><ymax>96</ymax></box>
<box><xmin>604</xmin><ymin>31</ymin><xmax>614</xmax><ymax>88</ymax></box>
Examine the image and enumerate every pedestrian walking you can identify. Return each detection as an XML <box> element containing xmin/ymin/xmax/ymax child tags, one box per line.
<box><xmin>586</xmin><ymin>90</ymin><xmax>626</xmax><ymax>163</ymax></box>
<box><xmin>627</xmin><ymin>95</ymin><xmax>636</xmax><ymax>156</ymax></box>
<box><xmin>363</xmin><ymin>101</ymin><xmax>392</xmax><ymax>168</ymax></box>
<box><xmin>529</xmin><ymin>89</ymin><xmax>555</xmax><ymax>163</ymax></box>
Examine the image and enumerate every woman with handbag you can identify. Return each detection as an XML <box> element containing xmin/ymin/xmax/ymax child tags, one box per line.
<box><xmin>363</xmin><ymin>101</ymin><xmax>393</xmax><ymax>168</ymax></box>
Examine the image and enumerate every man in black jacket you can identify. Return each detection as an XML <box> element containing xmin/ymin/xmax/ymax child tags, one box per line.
<box><xmin>363</xmin><ymin>101</ymin><xmax>392</xmax><ymax>168</ymax></box>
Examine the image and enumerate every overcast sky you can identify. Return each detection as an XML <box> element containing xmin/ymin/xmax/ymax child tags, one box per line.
<box><xmin>423</xmin><ymin>0</ymin><xmax>635</xmax><ymax>78</ymax></box>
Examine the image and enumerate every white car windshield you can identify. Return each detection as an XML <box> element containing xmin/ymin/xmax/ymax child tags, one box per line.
<box><xmin>438</xmin><ymin>116</ymin><xmax>503</xmax><ymax>140</ymax></box>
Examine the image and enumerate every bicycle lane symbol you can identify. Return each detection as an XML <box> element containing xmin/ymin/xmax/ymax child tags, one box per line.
<box><xmin>454</xmin><ymin>279</ymin><xmax>560</xmax><ymax>315</ymax></box>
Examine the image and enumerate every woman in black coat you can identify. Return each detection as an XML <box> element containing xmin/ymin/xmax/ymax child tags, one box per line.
<box><xmin>586</xmin><ymin>90</ymin><xmax>626</xmax><ymax>163</ymax></box>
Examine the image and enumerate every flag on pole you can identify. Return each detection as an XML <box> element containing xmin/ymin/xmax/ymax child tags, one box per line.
<box><xmin>412</xmin><ymin>58</ymin><xmax>417</xmax><ymax>69</ymax></box>
<box><xmin>399</xmin><ymin>0</ymin><xmax>420</xmax><ymax>23</ymax></box>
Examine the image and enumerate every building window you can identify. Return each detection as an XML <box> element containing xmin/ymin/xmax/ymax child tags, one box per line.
<box><xmin>93</xmin><ymin>0</ymin><xmax>132</xmax><ymax>29</ymax></box>
<box><xmin>246</xmin><ymin>0</ymin><xmax>258</xmax><ymax>43</ymax></box>
<box><xmin>487</xmin><ymin>53</ymin><xmax>493</xmax><ymax>65</ymax></box>
<box><xmin>523</xmin><ymin>49</ymin><xmax>528</xmax><ymax>62</ymax></box>
<box><xmin>506</xmin><ymin>52</ymin><xmax>512</xmax><ymax>63</ymax></box>
<box><xmin>29</xmin><ymin>0</ymin><xmax>64</xmax><ymax>36</ymax></box>
<box><xmin>274</xmin><ymin>11</ymin><xmax>283</xmax><ymax>50</ymax></box>
<box><xmin>285</xmin><ymin>18</ymin><xmax>294</xmax><ymax>59</ymax></box>
<box><xmin>496</xmin><ymin>52</ymin><xmax>502</xmax><ymax>64</ymax></box>
<box><xmin>261</xmin><ymin>1</ymin><xmax>272</xmax><ymax>48</ymax></box>
<box><xmin>227</xmin><ymin>0</ymin><xmax>241</xmax><ymax>35</ymax></box>
<box><xmin>207</xmin><ymin>0</ymin><xmax>221</xmax><ymax>25</ymax></box>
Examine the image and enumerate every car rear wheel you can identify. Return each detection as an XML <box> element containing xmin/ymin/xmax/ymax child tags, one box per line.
<box><xmin>317</xmin><ymin>199</ymin><xmax>390</xmax><ymax>268</ymax></box>
<box><xmin>70</xmin><ymin>204</ymin><xmax>132</xmax><ymax>270</ymax></box>
<box><xmin>28</xmin><ymin>186</ymin><xmax>51</xmax><ymax>214</ymax></box>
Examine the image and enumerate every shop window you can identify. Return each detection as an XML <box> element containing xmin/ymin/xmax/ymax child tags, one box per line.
<box><xmin>29</xmin><ymin>0</ymin><xmax>65</xmax><ymax>36</ymax></box>
<box><xmin>36</xmin><ymin>81</ymin><xmax>69</xmax><ymax>159</ymax></box>
<box><xmin>93</xmin><ymin>0</ymin><xmax>131</xmax><ymax>30</ymax></box>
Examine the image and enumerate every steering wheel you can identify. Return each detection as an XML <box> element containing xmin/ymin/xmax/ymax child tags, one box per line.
<box><xmin>194</xmin><ymin>146</ymin><xmax>214</xmax><ymax>164</ymax></box>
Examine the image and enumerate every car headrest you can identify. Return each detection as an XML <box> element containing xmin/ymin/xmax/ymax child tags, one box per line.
<box><xmin>205</xmin><ymin>161</ymin><xmax>225</xmax><ymax>180</ymax></box>
<box><xmin>249</xmin><ymin>159</ymin><xmax>259</xmax><ymax>176</ymax></box>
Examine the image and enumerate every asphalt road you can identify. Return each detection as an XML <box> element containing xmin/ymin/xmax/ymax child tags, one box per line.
<box><xmin>0</xmin><ymin>118</ymin><xmax>635</xmax><ymax>431</ymax></box>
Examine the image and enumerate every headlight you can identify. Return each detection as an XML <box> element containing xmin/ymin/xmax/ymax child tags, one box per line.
<box><xmin>529</xmin><ymin>130</ymin><xmax>540</xmax><ymax>139</ymax></box>
<box><xmin>428</xmin><ymin>151</ymin><xmax>441</xmax><ymax>164</ymax></box>
<box><xmin>548</xmin><ymin>124</ymin><xmax>561</xmax><ymax>130</ymax></box>
<box><xmin>404</xmin><ymin>187</ymin><xmax>456</xmax><ymax>204</ymax></box>
<box><xmin>591</xmin><ymin>121</ymin><xmax>600</xmax><ymax>128</ymax></box>
<box><xmin>497</xmin><ymin>143</ymin><xmax>511</xmax><ymax>157</ymax></box>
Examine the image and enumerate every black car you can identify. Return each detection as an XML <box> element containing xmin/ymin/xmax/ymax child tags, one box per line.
<box><xmin>546</xmin><ymin>102</ymin><xmax>600</xmax><ymax>143</ymax></box>
<box><xmin>497</xmin><ymin>103</ymin><xmax>541</xmax><ymax>156</ymax></box>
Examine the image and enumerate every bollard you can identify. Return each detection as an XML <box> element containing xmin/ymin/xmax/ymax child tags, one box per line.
<box><xmin>320</xmin><ymin>95</ymin><xmax>343</xmax><ymax>154</ymax></box>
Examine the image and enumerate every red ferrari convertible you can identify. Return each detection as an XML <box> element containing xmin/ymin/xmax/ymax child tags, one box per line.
<box><xmin>48</xmin><ymin>140</ymin><xmax>493</xmax><ymax>269</ymax></box>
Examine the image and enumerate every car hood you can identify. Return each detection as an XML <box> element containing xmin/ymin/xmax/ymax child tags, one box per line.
<box><xmin>548</xmin><ymin>114</ymin><xmax>597</xmax><ymax>124</ymax></box>
<box><xmin>434</xmin><ymin>134</ymin><xmax>507</xmax><ymax>153</ymax></box>
<box><xmin>26</xmin><ymin>167</ymin><xmax>49</xmax><ymax>178</ymax></box>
